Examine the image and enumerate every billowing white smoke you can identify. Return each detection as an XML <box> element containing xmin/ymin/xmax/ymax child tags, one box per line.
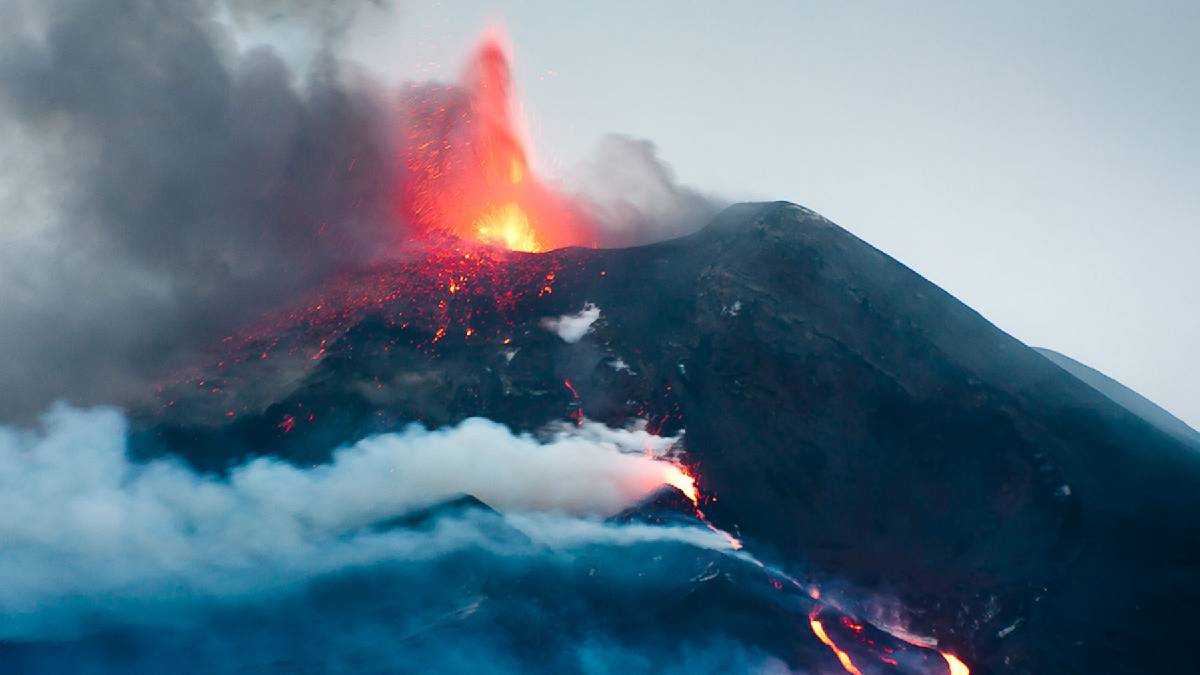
<box><xmin>542</xmin><ymin>302</ymin><xmax>602</xmax><ymax>343</ymax></box>
<box><xmin>0</xmin><ymin>405</ymin><xmax>725</xmax><ymax>638</ymax></box>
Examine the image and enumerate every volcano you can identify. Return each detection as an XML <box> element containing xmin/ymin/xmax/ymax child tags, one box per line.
<box><xmin>6</xmin><ymin>10</ymin><xmax>1195</xmax><ymax>675</ymax></box>
<box><xmin>123</xmin><ymin>200</ymin><xmax>1200</xmax><ymax>674</ymax></box>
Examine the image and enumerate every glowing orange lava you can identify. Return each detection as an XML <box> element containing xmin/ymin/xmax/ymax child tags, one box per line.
<box><xmin>661</xmin><ymin>463</ymin><xmax>699</xmax><ymax>505</ymax></box>
<box><xmin>475</xmin><ymin>203</ymin><xmax>541</xmax><ymax>252</ymax></box>
<box><xmin>942</xmin><ymin>653</ymin><xmax>970</xmax><ymax>675</ymax></box>
<box><xmin>400</xmin><ymin>31</ymin><xmax>592</xmax><ymax>252</ymax></box>
<box><xmin>809</xmin><ymin>612</ymin><xmax>864</xmax><ymax>675</ymax></box>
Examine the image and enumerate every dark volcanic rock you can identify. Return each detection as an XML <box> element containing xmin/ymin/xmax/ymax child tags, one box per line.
<box><xmin>370</xmin><ymin>494</ymin><xmax>502</xmax><ymax>532</ymax></box>
<box><xmin>609</xmin><ymin>486</ymin><xmax>701</xmax><ymax>527</ymax></box>
<box><xmin>142</xmin><ymin>201</ymin><xmax>1200</xmax><ymax>674</ymax></box>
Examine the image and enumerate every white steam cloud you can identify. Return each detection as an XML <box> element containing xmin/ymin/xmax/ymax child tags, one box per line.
<box><xmin>0</xmin><ymin>405</ymin><xmax>724</xmax><ymax>638</ymax></box>
<box><xmin>542</xmin><ymin>302</ymin><xmax>602</xmax><ymax>343</ymax></box>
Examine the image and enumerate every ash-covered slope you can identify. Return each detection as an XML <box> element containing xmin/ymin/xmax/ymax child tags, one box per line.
<box><xmin>1036</xmin><ymin>346</ymin><xmax>1200</xmax><ymax>449</ymax></box>
<box><xmin>143</xmin><ymin>201</ymin><xmax>1200</xmax><ymax>674</ymax></box>
<box><xmin>620</xmin><ymin>203</ymin><xmax>1200</xmax><ymax>674</ymax></box>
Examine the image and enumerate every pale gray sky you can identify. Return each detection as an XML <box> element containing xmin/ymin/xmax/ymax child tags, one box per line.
<box><xmin>337</xmin><ymin>1</ymin><xmax>1198</xmax><ymax>428</ymax></box>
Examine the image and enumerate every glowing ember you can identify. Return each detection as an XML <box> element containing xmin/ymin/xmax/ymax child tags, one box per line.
<box><xmin>399</xmin><ymin>31</ymin><xmax>592</xmax><ymax>252</ymax></box>
<box><xmin>942</xmin><ymin>653</ymin><xmax>970</xmax><ymax>675</ymax></box>
<box><xmin>809</xmin><ymin>612</ymin><xmax>864</xmax><ymax>675</ymax></box>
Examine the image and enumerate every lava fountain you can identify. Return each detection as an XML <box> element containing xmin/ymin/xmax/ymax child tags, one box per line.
<box><xmin>399</xmin><ymin>32</ymin><xmax>593</xmax><ymax>252</ymax></box>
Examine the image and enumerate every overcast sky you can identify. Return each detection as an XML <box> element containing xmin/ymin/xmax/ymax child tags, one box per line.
<box><xmin>333</xmin><ymin>0</ymin><xmax>1199</xmax><ymax>427</ymax></box>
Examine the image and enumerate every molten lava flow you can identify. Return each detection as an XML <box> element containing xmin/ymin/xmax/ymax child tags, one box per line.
<box><xmin>942</xmin><ymin>653</ymin><xmax>970</xmax><ymax>675</ymax></box>
<box><xmin>400</xmin><ymin>32</ymin><xmax>592</xmax><ymax>252</ymax></box>
<box><xmin>661</xmin><ymin>463</ymin><xmax>699</xmax><ymax>505</ymax></box>
<box><xmin>810</xmin><ymin>611</ymin><xmax>864</xmax><ymax>675</ymax></box>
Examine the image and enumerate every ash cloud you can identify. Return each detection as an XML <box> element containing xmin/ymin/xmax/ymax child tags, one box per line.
<box><xmin>571</xmin><ymin>134</ymin><xmax>724</xmax><ymax>248</ymax></box>
<box><xmin>224</xmin><ymin>0</ymin><xmax>379</xmax><ymax>27</ymax></box>
<box><xmin>0</xmin><ymin>1</ymin><xmax>723</xmax><ymax>423</ymax></box>
<box><xmin>0</xmin><ymin>0</ymin><xmax>400</xmax><ymax>422</ymax></box>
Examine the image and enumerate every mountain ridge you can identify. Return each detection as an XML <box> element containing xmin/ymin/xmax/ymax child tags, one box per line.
<box><xmin>1035</xmin><ymin>346</ymin><xmax>1199</xmax><ymax>448</ymax></box>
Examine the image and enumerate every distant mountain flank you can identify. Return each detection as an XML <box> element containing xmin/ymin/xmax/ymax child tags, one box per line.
<box><xmin>1035</xmin><ymin>347</ymin><xmax>1200</xmax><ymax>449</ymax></box>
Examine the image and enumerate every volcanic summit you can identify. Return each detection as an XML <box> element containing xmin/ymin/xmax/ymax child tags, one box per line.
<box><xmin>122</xmin><ymin>197</ymin><xmax>1200</xmax><ymax>675</ymax></box>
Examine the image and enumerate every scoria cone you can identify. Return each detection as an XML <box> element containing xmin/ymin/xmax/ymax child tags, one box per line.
<box><xmin>141</xmin><ymin>201</ymin><xmax>1200</xmax><ymax>674</ymax></box>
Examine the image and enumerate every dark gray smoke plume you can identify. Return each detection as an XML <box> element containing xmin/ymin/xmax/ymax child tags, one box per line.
<box><xmin>570</xmin><ymin>134</ymin><xmax>723</xmax><ymax>247</ymax></box>
<box><xmin>0</xmin><ymin>0</ymin><xmax>399</xmax><ymax>421</ymax></box>
<box><xmin>0</xmin><ymin>1</ymin><xmax>720</xmax><ymax>423</ymax></box>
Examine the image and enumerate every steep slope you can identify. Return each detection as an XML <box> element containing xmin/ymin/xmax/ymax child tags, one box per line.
<box><xmin>1036</xmin><ymin>346</ymin><xmax>1200</xmax><ymax>449</ymax></box>
<box><xmin>628</xmin><ymin>202</ymin><xmax>1200</xmax><ymax>673</ymax></box>
<box><xmin>142</xmin><ymin>201</ymin><xmax>1200</xmax><ymax>674</ymax></box>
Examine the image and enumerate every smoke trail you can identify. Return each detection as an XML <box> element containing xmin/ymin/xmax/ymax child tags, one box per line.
<box><xmin>0</xmin><ymin>404</ymin><xmax>732</xmax><ymax>639</ymax></box>
<box><xmin>568</xmin><ymin>134</ymin><xmax>724</xmax><ymax>247</ymax></box>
